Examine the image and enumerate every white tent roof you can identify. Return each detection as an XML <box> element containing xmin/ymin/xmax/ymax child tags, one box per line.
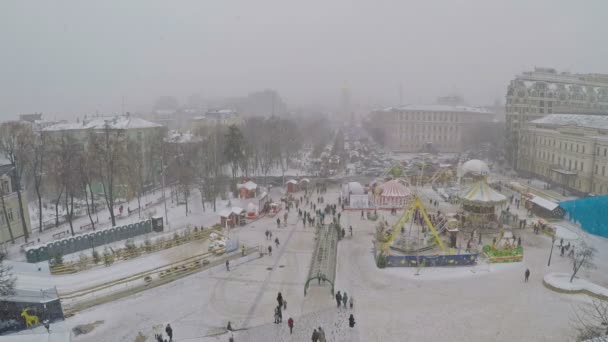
<box><xmin>347</xmin><ymin>182</ymin><xmax>365</xmax><ymax>195</ymax></box>
<box><xmin>237</xmin><ymin>181</ymin><xmax>257</xmax><ymax>191</ymax></box>
<box><xmin>460</xmin><ymin>179</ymin><xmax>506</xmax><ymax>204</ymax></box>
<box><xmin>300</xmin><ymin>178</ymin><xmax>310</xmax><ymax>183</ymax></box>
<box><xmin>461</xmin><ymin>159</ymin><xmax>490</xmax><ymax>177</ymax></box>
<box><xmin>529</xmin><ymin>196</ymin><xmax>559</xmax><ymax>211</ymax></box>
<box><xmin>379</xmin><ymin>179</ymin><xmax>410</xmax><ymax>197</ymax></box>
<box><xmin>286</xmin><ymin>179</ymin><xmax>298</xmax><ymax>184</ymax></box>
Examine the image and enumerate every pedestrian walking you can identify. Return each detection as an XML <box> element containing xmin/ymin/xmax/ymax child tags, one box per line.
<box><xmin>311</xmin><ymin>329</ymin><xmax>319</xmax><ymax>342</ymax></box>
<box><xmin>277</xmin><ymin>292</ymin><xmax>283</xmax><ymax>307</ymax></box>
<box><xmin>349</xmin><ymin>226</ymin><xmax>353</xmax><ymax>236</ymax></box>
<box><xmin>241</xmin><ymin>244</ymin><xmax>245</xmax><ymax>256</ymax></box>
<box><xmin>226</xmin><ymin>260</ymin><xmax>230</xmax><ymax>272</ymax></box>
<box><xmin>275</xmin><ymin>237</ymin><xmax>280</xmax><ymax>248</ymax></box>
<box><xmin>349</xmin><ymin>296</ymin><xmax>354</xmax><ymax>309</ymax></box>
<box><xmin>318</xmin><ymin>327</ymin><xmax>326</xmax><ymax>342</ymax></box>
<box><xmin>283</xmin><ymin>299</ymin><xmax>287</xmax><ymax>310</ymax></box>
<box><xmin>342</xmin><ymin>292</ymin><xmax>348</xmax><ymax>308</ymax></box>
<box><xmin>288</xmin><ymin>317</ymin><xmax>294</xmax><ymax>334</ymax></box>
<box><xmin>335</xmin><ymin>291</ymin><xmax>342</xmax><ymax>308</ymax></box>
<box><xmin>274</xmin><ymin>307</ymin><xmax>280</xmax><ymax>324</ymax></box>
<box><xmin>268</xmin><ymin>245</ymin><xmax>272</xmax><ymax>256</ymax></box>
<box><xmin>349</xmin><ymin>314</ymin><xmax>356</xmax><ymax>328</ymax></box>
<box><xmin>561</xmin><ymin>246</ymin><xmax>565</xmax><ymax>257</ymax></box>
<box><xmin>525</xmin><ymin>268</ymin><xmax>530</xmax><ymax>282</ymax></box>
<box><xmin>165</xmin><ymin>324</ymin><xmax>173</xmax><ymax>341</ymax></box>
<box><xmin>277</xmin><ymin>218</ymin><xmax>281</xmax><ymax>228</ymax></box>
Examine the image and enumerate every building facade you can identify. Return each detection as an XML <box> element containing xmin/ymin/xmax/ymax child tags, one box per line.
<box><xmin>518</xmin><ymin>114</ymin><xmax>608</xmax><ymax>195</ymax></box>
<box><xmin>0</xmin><ymin>165</ymin><xmax>31</xmax><ymax>244</ymax></box>
<box><xmin>41</xmin><ymin>115</ymin><xmax>166</xmax><ymax>186</ymax></box>
<box><xmin>371</xmin><ymin>105</ymin><xmax>493</xmax><ymax>152</ymax></box>
<box><xmin>190</xmin><ymin>109</ymin><xmax>243</xmax><ymax>129</ymax></box>
<box><xmin>505</xmin><ymin>67</ymin><xmax>608</xmax><ymax>169</ymax></box>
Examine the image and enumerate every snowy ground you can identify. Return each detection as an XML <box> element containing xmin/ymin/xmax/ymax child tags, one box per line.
<box><xmin>50</xmin><ymin>184</ymin><xmax>608</xmax><ymax>341</ymax></box>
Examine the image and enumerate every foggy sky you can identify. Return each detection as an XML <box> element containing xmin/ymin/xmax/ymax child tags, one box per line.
<box><xmin>1</xmin><ymin>0</ymin><xmax>608</xmax><ymax>120</ymax></box>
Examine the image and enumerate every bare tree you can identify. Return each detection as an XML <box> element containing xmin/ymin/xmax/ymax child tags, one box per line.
<box><xmin>0</xmin><ymin>122</ymin><xmax>34</xmax><ymax>242</ymax></box>
<box><xmin>224</xmin><ymin>124</ymin><xmax>245</xmax><ymax>184</ymax></box>
<box><xmin>195</xmin><ymin>125</ymin><xmax>225</xmax><ymax>212</ymax></box>
<box><xmin>88</xmin><ymin>124</ymin><xmax>126</xmax><ymax>227</ymax></box>
<box><xmin>0</xmin><ymin>179</ymin><xmax>15</xmax><ymax>244</ymax></box>
<box><xmin>571</xmin><ymin>242</ymin><xmax>596</xmax><ymax>283</ymax></box>
<box><xmin>126</xmin><ymin>141</ymin><xmax>145</xmax><ymax>218</ymax></box>
<box><xmin>572</xmin><ymin>298</ymin><xmax>608</xmax><ymax>341</ymax></box>
<box><xmin>0</xmin><ymin>251</ymin><xmax>15</xmax><ymax>296</ymax></box>
<box><xmin>51</xmin><ymin>133</ymin><xmax>81</xmax><ymax>236</ymax></box>
<box><xmin>31</xmin><ymin>134</ymin><xmax>46</xmax><ymax>233</ymax></box>
<box><xmin>77</xmin><ymin>149</ymin><xmax>97</xmax><ymax>230</ymax></box>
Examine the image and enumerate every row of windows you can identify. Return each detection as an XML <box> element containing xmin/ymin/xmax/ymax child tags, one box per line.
<box><xmin>595</xmin><ymin>164</ymin><xmax>607</xmax><ymax>177</ymax></box>
<box><xmin>399</xmin><ymin>125</ymin><xmax>457</xmax><ymax>133</ymax></box>
<box><xmin>0</xmin><ymin>207</ymin><xmax>14</xmax><ymax>226</ymax></box>
<box><xmin>395</xmin><ymin>112</ymin><xmax>460</xmax><ymax>122</ymax></box>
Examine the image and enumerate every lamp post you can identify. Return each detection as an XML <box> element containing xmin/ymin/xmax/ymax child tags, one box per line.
<box><xmin>547</xmin><ymin>235</ymin><xmax>556</xmax><ymax>267</ymax></box>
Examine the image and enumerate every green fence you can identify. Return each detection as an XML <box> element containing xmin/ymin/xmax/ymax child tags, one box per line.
<box><xmin>25</xmin><ymin>218</ymin><xmax>161</xmax><ymax>263</ymax></box>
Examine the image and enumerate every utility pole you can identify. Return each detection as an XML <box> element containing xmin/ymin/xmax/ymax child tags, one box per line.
<box><xmin>547</xmin><ymin>235</ymin><xmax>556</xmax><ymax>266</ymax></box>
<box><xmin>161</xmin><ymin>154</ymin><xmax>169</xmax><ymax>227</ymax></box>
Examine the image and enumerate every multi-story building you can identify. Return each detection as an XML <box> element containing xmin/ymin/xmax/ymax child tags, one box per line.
<box><xmin>42</xmin><ymin>114</ymin><xmax>166</xmax><ymax>186</ymax></box>
<box><xmin>370</xmin><ymin>104</ymin><xmax>493</xmax><ymax>152</ymax></box>
<box><xmin>505</xmin><ymin>67</ymin><xmax>608</xmax><ymax>169</ymax></box>
<box><xmin>0</xmin><ymin>164</ymin><xmax>31</xmax><ymax>244</ymax></box>
<box><xmin>190</xmin><ymin>109</ymin><xmax>243</xmax><ymax>129</ymax></box>
<box><xmin>518</xmin><ymin>114</ymin><xmax>608</xmax><ymax>195</ymax></box>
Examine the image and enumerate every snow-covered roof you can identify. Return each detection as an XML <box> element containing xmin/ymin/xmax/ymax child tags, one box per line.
<box><xmin>461</xmin><ymin>159</ymin><xmax>490</xmax><ymax>177</ymax></box>
<box><xmin>237</xmin><ymin>181</ymin><xmax>258</xmax><ymax>191</ymax></box>
<box><xmin>531</xmin><ymin>114</ymin><xmax>608</xmax><ymax>130</ymax></box>
<box><xmin>529</xmin><ymin>195</ymin><xmax>559</xmax><ymax>211</ymax></box>
<box><xmin>247</xmin><ymin>202</ymin><xmax>258</xmax><ymax>212</ymax></box>
<box><xmin>286</xmin><ymin>179</ymin><xmax>298</xmax><ymax>184</ymax></box>
<box><xmin>379</xmin><ymin>179</ymin><xmax>411</xmax><ymax>198</ymax></box>
<box><xmin>379</xmin><ymin>104</ymin><xmax>491</xmax><ymax>114</ymax></box>
<box><xmin>300</xmin><ymin>178</ymin><xmax>310</xmax><ymax>183</ymax></box>
<box><xmin>42</xmin><ymin>116</ymin><xmax>162</xmax><ymax>131</ymax></box>
<box><xmin>460</xmin><ymin>179</ymin><xmax>506</xmax><ymax>204</ymax></box>
<box><xmin>219</xmin><ymin>206</ymin><xmax>245</xmax><ymax>217</ymax></box>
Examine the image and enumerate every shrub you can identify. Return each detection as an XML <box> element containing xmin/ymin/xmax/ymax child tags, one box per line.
<box><xmin>92</xmin><ymin>249</ymin><xmax>101</xmax><ymax>264</ymax></box>
<box><xmin>103</xmin><ymin>249</ymin><xmax>115</xmax><ymax>266</ymax></box>
<box><xmin>376</xmin><ymin>254</ymin><xmax>387</xmax><ymax>268</ymax></box>
<box><xmin>144</xmin><ymin>238</ymin><xmax>153</xmax><ymax>252</ymax></box>
<box><xmin>52</xmin><ymin>253</ymin><xmax>64</xmax><ymax>266</ymax></box>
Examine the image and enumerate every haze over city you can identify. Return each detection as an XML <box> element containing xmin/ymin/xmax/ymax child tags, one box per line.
<box><xmin>2</xmin><ymin>0</ymin><xmax>608</xmax><ymax>119</ymax></box>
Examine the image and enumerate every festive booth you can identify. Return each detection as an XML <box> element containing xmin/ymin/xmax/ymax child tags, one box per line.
<box><xmin>371</xmin><ymin>179</ymin><xmax>411</xmax><ymax>208</ymax></box>
<box><xmin>219</xmin><ymin>207</ymin><xmax>246</xmax><ymax>227</ymax></box>
<box><xmin>526</xmin><ymin>195</ymin><xmax>565</xmax><ymax>219</ymax></box>
<box><xmin>246</xmin><ymin>202</ymin><xmax>259</xmax><ymax>219</ymax></box>
<box><xmin>237</xmin><ymin>181</ymin><xmax>258</xmax><ymax>199</ymax></box>
<box><xmin>285</xmin><ymin>179</ymin><xmax>298</xmax><ymax>193</ymax></box>
<box><xmin>268</xmin><ymin>202</ymin><xmax>282</xmax><ymax>217</ymax></box>
<box><xmin>299</xmin><ymin>178</ymin><xmax>310</xmax><ymax>191</ymax></box>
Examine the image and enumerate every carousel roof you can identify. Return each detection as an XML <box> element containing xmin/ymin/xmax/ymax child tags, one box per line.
<box><xmin>461</xmin><ymin>159</ymin><xmax>490</xmax><ymax>177</ymax></box>
<box><xmin>379</xmin><ymin>179</ymin><xmax>411</xmax><ymax>197</ymax></box>
<box><xmin>460</xmin><ymin>179</ymin><xmax>506</xmax><ymax>204</ymax></box>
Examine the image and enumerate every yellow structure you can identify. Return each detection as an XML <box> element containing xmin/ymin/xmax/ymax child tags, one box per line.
<box><xmin>21</xmin><ymin>308</ymin><xmax>39</xmax><ymax>328</ymax></box>
<box><xmin>379</xmin><ymin>196</ymin><xmax>445</xmax><ymax>255</ymax></box>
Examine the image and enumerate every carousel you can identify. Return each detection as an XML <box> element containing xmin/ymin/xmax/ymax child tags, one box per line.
<box><xmin>370</xmin><ymin>179</ymin><xmax>411</xmax><ymax>209</ymax></box>
<box><xmin>458</xmin><ymin>160</ymin><xmax>506</xmax><ymax>227</ymax></box>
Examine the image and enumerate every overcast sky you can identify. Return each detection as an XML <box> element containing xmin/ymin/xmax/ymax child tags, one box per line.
<box><xmin>1</xmin><ymin>0</ymin><xmax>607</xmax><ymax>120</ymax></box>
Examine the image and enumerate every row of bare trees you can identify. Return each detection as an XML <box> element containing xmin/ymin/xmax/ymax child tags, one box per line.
<box><xmin>0</xmin><ymin>115</ymin><xmax>329</xmax><ymax>243</ymax></box>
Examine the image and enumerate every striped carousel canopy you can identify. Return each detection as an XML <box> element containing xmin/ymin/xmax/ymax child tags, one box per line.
<box><xmin>379</xmin><ymin>179</ymin><xmax>411</xmax><ymax>198</ymax></box>
<box><xmin>460</xmin><ymin>179</ymin><xmax>506</xmax><ymax>204</ymax></box>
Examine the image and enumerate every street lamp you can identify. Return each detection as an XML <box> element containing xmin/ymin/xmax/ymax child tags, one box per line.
<box><xmin>547</xmin><ymin>235</ymin><xmax>556</xmax><ymax>267</ymax></box>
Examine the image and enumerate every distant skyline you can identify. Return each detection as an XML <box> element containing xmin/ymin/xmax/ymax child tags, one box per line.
<box><xmin>1</xmin><ymin>0</ymin><xmax>608</xmax><ymax>120</ymax></box>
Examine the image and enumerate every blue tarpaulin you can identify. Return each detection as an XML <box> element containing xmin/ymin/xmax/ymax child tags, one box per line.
<box><xmin>560</xmin><ymin>195</ymin><xmax>608</xmax><ymax>238</ymax></box>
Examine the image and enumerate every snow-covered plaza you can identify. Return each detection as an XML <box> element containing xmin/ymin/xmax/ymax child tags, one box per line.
<box><xmin>52</xmin><ymin>185</ymin><xmax>608</xmax><ymax>342</ymax></box>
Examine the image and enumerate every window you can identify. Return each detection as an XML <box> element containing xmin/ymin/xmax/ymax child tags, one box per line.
<box><xmin>603</xmin><ymin>166</ymin><xmax>606</xmax><ymax>177</ymax></box>
<box><xmin>583</xmin><ymin>146</ymin><xmax>585</xmax><ymax>153</ymax></box>
<box><xmin>581</xmin><ymin>162</ymin><xmax>584</xmax><ymax>171</ymax></box>
<box><xmin>1</xmin><ymin>179</ymin><xmax>9</xmax><ymax>193</ymax></box>
<box><xmin>7</xmin><ymin>208</ymin><xmax>14</xmax><ymax>222</ymax></box>
<box><xmin>596</xmin><ymin>165</ymin><xmax>599</xmax><ymax>174</ymax></box>
<box><xmin>605</xmin><ymin>148</ymin><xmax>607</xmax><ymax>157</ymax></box>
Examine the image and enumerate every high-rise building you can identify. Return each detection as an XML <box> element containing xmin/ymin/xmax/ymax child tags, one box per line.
<box><xmin>505</xmin><ymin>67</ymin><xmax>608</xmax><ymax>169</ymax></box>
